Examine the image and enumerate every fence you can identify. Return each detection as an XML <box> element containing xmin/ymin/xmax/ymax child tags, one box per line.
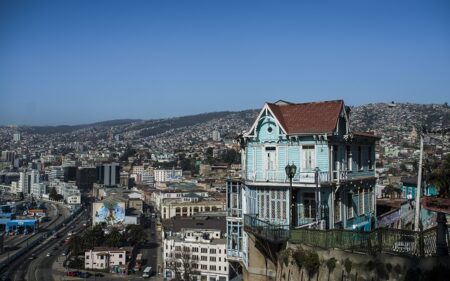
<box><xmin>290</xmin><ymin>226</ymin><xmax>448</xmax><ymax>257</ymax></box>
<box><xmin>244</xmin><ymin>214</ymin><xmax>290</xmax><ymax>243</ymax></box>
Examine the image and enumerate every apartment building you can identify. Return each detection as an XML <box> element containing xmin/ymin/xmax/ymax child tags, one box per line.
<box><xmin>163</xmin><ymin>215</ymin><xmax>228</xmax><ymax>281</ymax></box>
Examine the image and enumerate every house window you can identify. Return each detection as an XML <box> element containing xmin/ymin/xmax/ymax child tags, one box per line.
<box><xmin>201</xmin><ymin>256</ymin><xmax>207</xmax><ymax>261</ymax></box>
<box><xmin>346</xmin><ymin>146</ymin><xmax>352</xmax><ymax>171</ymax></box>
<box><xmin>201</xmin><ymin>248</ymin><xmax>207</xmax><ymax>253</ymax></box>
<box><xmin>265</xmin><ymin>147</ymin><xmax>276</xmax><ymax>170</ymax></box>
<box><xmin>334</xmin><ymin>196</ymin><xmax>341</xmax><ymax>222</ymax></box>
<box><xmin>368</xmin><ymin>146</ymin><xmax>373</xmax><ymax>170</ymax></box>
<box><xmin>358</xmin><ymin>146</ymin><xmax>363</xmax><ymax>171</ymax></box>
<box><xmin>210</xmin><ymin>249</ymin><xmax>216</xmax><ymax>254</ymax></box>
<box><xmin>210</xmin><ymin>265</ymin><xmax>216</xmax><ymax>271</ymax></box>
<box><xmin>301</xmin><ymin>192</ymin><xmax>316</xmax><ymax>219</ymax></box>
<box><xmin>359</xmin><ymin>189</ymin><xmax>364</xmax><ymax>215</ymax></box>
<box><xmin>210</xmin><ymin>256</ymin><xmax>216</xmax><ymax>262</ymax></box>
<box><xmin>347</xmin><ymin>193</ymin><xmax>354</xmax><ymax>218</ymax></box>
<box><xmin>192</xmin><ymin>247</ymin><xmax>198</xmax><ymax>252</ymax></box>
<box><xmin>364</xmin><ymin>190</ymin><xmax>369</xmax><ymax>213</ymax></box>
<box><xmin>201</xmin><ymin>265</ymin><xmax>207</xmax><ymax>270</ymax></box>
<box><xmin>302</xmin><ymin>145</ymin><xmax>315</xmax><ymax>171</ymax></box>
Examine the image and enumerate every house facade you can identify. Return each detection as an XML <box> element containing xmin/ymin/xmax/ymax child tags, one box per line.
<box><xmin>85</xmin><ymin>247</ymin><xmax>130</xmax><ymax>274</ymax></box>
<box><xmin>226</xmin><ymin>100</ymin><xmax>379</xmax><ymax>279</ymax></box>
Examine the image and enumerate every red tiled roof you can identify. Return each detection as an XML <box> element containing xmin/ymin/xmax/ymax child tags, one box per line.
<box><xmin>267</xmin><ymin>100</ymin><xmax>344</xmax><ymax>134</ymax></box>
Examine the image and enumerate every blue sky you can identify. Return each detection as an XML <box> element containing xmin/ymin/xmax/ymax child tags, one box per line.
<box><xmin>1</xmin><ymin>0</ymin><xmax>449</xmax><ymax>125</ymax></box>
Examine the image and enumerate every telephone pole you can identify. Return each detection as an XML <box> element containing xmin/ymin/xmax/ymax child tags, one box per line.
<box><xmin>414</xmin><ymin>134</ymin><xmax>423</xmax><ymax>231</ymax></box>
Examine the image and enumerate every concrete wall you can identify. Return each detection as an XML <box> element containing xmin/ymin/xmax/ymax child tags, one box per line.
<box><xmin>276</xmin><ymin>243</ymin><xmax>450</xmax><ymax>281</ymax></box>
<box><xmin>243</xmin><ymin>233</ymin><xmax>277</xmax><ymax>281</ymax></box>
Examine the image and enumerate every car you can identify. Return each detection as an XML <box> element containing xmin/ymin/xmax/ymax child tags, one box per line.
<box><xmin>46</xmin><ymin>252</ymin><xmax>52</xmax><ymax>256</ymax></box>
<box><xmin>79</xmin><ymin>272</ymin><xmax>91</xmax><ymax>278</ymax></box>
<box><xmin>94</xmin><ymin>273</ymin><xmax>104</xmax><ymax>277</ymax></box>
<box><xmin>28</xmin><ymin>255</ymin><xmax>36</xmax><ymax>260</ymax></box>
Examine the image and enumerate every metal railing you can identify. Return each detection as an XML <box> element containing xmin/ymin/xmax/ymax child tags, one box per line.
<box><xmin>244</xmin><ymin>214</ymin><xmax>290</xmax><ymax>243</ymax></box>
<box><xmin>290</xmin><ymin>226</ymin><xmax>449</xmax><ymax>257</ymax></box>
<box><xmin>244</xmin><ymin>170</ymin><xmax>330</xmax><ymax>184</ymax></box>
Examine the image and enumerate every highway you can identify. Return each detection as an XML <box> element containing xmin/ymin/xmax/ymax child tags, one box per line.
<box><xmin>0</xmin><ymin>204</ymin><xmax>84</xmax><ymax>281</ymax></box>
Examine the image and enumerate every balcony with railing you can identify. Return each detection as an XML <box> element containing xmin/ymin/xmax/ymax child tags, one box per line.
<box><xmin>244</xmin><ymin>170</ymin><xmax>330</xmax><ymax>185</ymax></box>
<box><xmin>243</xmin><ymin>214</ymin><xmax>290</xmax><ymax>243</ymax></box>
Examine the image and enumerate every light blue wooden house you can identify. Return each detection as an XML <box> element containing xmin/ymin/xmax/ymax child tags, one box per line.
<box><xmin>226</xmin><ymin>100</ymin><xmax>380</xmax><ymax>270</ymax></box>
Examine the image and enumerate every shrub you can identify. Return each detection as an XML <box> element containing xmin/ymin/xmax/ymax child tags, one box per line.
<box><xmin>293</xmin><ymin>247</ymin><xmax>320</xmax><ymax>277</ymax></box>
<box><xmin>326</xmin><ymin>258</ymin><xmax>337</xmax><ymax>273</ymax></box>
<box><xmin>344</xmin><ymin>258</ymin><xmax>352</xmax><ymax>274</ymax></box>
<box><xmin>279</xmin><ymin>248</ymin><xmax>291</xmax><ymax>267</ymax></box>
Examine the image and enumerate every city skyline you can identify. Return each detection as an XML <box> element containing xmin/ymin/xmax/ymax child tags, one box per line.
<box><xmin>1</xmin><ymin>0</ymin><xmax>450</xmax><ymax>125</ymax></box>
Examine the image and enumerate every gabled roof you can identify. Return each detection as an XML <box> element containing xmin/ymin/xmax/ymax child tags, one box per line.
<box><xmin>266</xmin><ymin>100</ymin><xmax>344</xmax><ymax>135</ymax></box>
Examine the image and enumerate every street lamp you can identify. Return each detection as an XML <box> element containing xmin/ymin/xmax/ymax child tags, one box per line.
<box><xmin>285</xmin><ymin>163</ymin><xmax>297</xmax><ymax>228</ymax></box>
<box><xmin>314</xmin><ymin>167</ymin><xmax>321</xmax><ymax>226</ymax></box>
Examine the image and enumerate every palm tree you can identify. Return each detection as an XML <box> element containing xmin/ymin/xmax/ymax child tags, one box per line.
<box><xmin>106</xmin><ymin>227</ymin><xmax>122</xmax><ymax>247</ymax></box>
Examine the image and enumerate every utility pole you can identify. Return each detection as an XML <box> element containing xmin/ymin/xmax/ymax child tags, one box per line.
<box><xmin>414</xmin><ymin>134</ymin><xmax>424</xmax><ymax>231</ymax></box>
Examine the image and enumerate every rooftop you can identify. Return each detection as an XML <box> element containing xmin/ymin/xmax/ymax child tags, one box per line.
<box><xmin>267</xmin><ymin>100</ymin><xmax>344</xmax><ymax>135</ymax></box>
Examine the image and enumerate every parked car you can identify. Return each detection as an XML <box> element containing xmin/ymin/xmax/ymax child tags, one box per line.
<box><xmin>46</xmin><ymin>252</ymin><xmax>52</xmax><ymax>257</ymax></box>
<box><xmin>79</xmin><ymin>272</ymin><xmax>91</xmax><ymax>278</ymax></box>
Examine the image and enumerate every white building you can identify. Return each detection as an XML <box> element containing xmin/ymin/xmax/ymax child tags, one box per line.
<box><xmin>13</xmin><ymin>133</ymin><xmax>21</xmax><ymax>142</ymax></box>
<box><xmin>31</xmin><ymin>183</ymin><xmax>46</xmax><ymax>199</ymax></box>
<box><xmin>151</xmin><ymin>190</ymin><xmax>209</xmax><ymax>212</ymax></box>
<box><xmin>154</xmin><ymin>169</ymin><xmax>183</xmax><ymax>183</ymax></box>
<box><xmin>163</xmin><ymin>215</ymin><xmax>228</xmax><ymax>281</ymax></box>
<box><xmin>212</xmin><ymin>130</ymin><xmax>221</xmax><ymax>142</ymax></box>
<box><xmin>48</xmin><ymin>180</ymin><xmax>81</xmax><ymax>204</ymax></box>
<box><xmin>85</xmin><ymin>247</ymin><xmax>129</xmax><ymax>271</ymax></box>
<box><xmin>19</xmin><ymin>171</ymin><xmax>30</xmax><ymax>195</ymax></box>
<box><xmin>48</xmin><ymin>166</ymin><xmax>64</xmax><ymax>182</ymax></box>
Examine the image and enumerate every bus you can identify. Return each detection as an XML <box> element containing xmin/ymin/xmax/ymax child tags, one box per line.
<box><xmin>142</xmin><ymin>266</ymin><xmax>152</xmax><ymax>278</ymax></box>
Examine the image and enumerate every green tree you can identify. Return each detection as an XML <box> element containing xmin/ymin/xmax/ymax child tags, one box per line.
<box><xmin>83</xmin><ymin>225</ymin><xmax>105</xmax><ymax>247</ymax></box>
<box><xmin>68</xmin><ymin>235</ymin><xmax>84</xmax><ymax>256</ymax></box>
<box><xmin>105</xmin><ymin>227</ymin><xmax>122</xmax><ymax>247</ymax></box>
<box><xmin>428</xmin><ymin>154</ymin><xmax>450</xmax><ymax>198</ymax></box>
<box><xmin>126</xmin><ymin>225</ymin><xmax>146</xmax><ymax>245</ymax></box>
<box><xmin>427</xmin><ymin>154</ymin><xmax>450</xmax><ymax>256</ymax></box>
<box><xmin>49</xmin><ymin>187</ymin><xmax>58</xmax><ymax>200</ymax></box>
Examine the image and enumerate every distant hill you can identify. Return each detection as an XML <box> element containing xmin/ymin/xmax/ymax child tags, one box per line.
<box><xmin>350</xmin><ymin>103</ymin><xmax>450</xmax><ymax>133</ymax></box>
<box><xmin>8</xmin><ymin>102</ymin><xmax>450</xmax><ymax>136</ymax></box>
<box><xmin>19</xmin><ymin>119</ymin><xmax>142</xmax><ymax>134</ymax></box>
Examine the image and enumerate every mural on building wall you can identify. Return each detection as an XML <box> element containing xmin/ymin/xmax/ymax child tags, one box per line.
<box><xmin>93</xmin><ymin>201</ymin><xmax>125</xmax><ymax>225</ymax></box>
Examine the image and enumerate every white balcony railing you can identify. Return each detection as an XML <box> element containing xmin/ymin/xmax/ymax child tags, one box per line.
<box><xmin>244</xmin><ymin>170</ymin><xmax>330</xmax><ymax>184</ymax></box>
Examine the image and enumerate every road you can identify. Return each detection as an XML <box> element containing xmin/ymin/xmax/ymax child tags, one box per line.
<box><xmin>0</xmin><ymin>206</ymin><xmax>84</xmax><ymax>281</ymax></box>
<box><xmin>0</xmin><ymin>203</ymin><xmax>69</xmax><ymax>272</ymax></box>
